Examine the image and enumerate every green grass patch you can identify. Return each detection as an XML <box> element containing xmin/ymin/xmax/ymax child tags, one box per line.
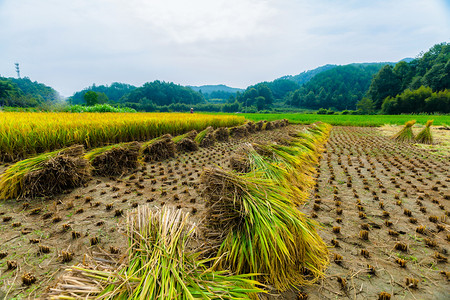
<box><xmin>229</xmin><ymin>113</ymin><xmax>450</xmax><ymax>127</ymax></box>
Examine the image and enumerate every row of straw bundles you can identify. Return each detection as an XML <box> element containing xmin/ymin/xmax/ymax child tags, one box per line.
<box><xmin>393</xmin><ymin>120</ymin><xmax>434</xmax><ymax>144</ymax></box>
<box><xmin>0</xmin><ymin>119</ymin><xmax>293</xmax><ymax>200</ymax></box>
<box><xmin>48</xmin><ymin>206</ymin><xmax>264</xmax><ymax>299</ymax></box>
<box><xmin>0</xmin><ymin>128</ymin><xmax>208</xmax><ymax>199</ymax></box>
<box><xmin>201</xmin><ymin>122</ymin><xmax>332</xmax><ymax>291</ymax></box>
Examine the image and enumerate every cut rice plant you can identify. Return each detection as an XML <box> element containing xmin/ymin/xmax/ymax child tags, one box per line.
<box><xmin>0</xmin><ymin>145</ymin><xmax>91</xmax><ymax>200</ymax></box>
<box><xmin>392</xmin><ymin>120</ymin><xmax>416</xmax><ymax>142</ymax></box>
<box><xmin>202</xmin><ymin>167</ymin><xmax>329</xmax><ymax>291</ymax></box>
<box><xmin>172</xmin><ymin>130</ymin><xmax>199</xmax><ymax>153</ymax></box>
<box><xmin>235</xmin><ymin>122</ymin><xmax>331</xmax><ymax>205</ymax></box>
<box><xmin>195</xmin><ymin>126</ymin><xmax>215</xmax><ymax>147</ymax></box>
<box><xmin>172</xmin><ymin>130</ymin><xmax>198</xmax><ymax>144</ymax></box>
<box><xmin>140</xmin><ymin>134</ymin><xmax>176</xmax><ymax>162</ymax></box>
<box><xmin>229</xmin><ymin>125</ymin><xmax>249</xmax><ymax>138</ymax></box>
<box><xmin>415</xmin><ymin>120</ymin><xmax>433</xmax><ymax>144</ymax></box>
<box><xmin>48</xmin><ymin>206</ymin><xmax>263</xmax><ymax>299</ymax></box>
<box><xmin>85</xmin><ymin>142</ymin><xmax>141</xmax><ymax>176</ymax></box>
<box><xmin>214</xmin><ymin>127</ymin><xmax>230</xmax><ymax>142</ymax></box>
<box><xmin>245</xmin><ymin>147</ymin><xmax>310</xmax><ymax>204</ymax></box>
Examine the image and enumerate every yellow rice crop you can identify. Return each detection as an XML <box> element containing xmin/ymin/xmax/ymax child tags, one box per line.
<box><xmin>0</xmin><ymin>112</ymin><xmax>245</xmax><ymax>161</ymax></box>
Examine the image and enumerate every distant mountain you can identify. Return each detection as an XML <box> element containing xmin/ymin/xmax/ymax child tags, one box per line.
<box><xmin>188</xmin><ymin>84</ymin><xmax>244</xmax><ymax>94</ymax></box>
<box><xmin>286</xmin><ymin>63</ymin><xmax>390</xmax><ymax>110</ymax></box>
<box><xmin>278</xmin><ymin>64</ymin><xmax>337</xmax><ymax>86</ymax></box>
<box><xmin>187</xmin><ymin>84</ymin><xmax>244</xmax><ymax>101</ymax></box>
<box><xmin>399</xmin><ymin>57</ymin><xmax>414</xmax><ymax>63</ymax></box>
<box><xmin>278</xmin><ymin>61</ymin><xmax>401</xmax><ymax>87</ymax></box>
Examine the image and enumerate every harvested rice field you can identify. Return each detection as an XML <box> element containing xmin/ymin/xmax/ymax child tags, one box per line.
<box><xmin>0</xmin><ymin>120</ymin><xmax>449</xmax><ymax>299</ymax></box>
<box><xmin>299</xmin><ymin>126</ymin><xmax>449</xmax><ymax>300</ymax></box>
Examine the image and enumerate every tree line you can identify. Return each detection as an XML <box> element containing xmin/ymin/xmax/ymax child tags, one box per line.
<box><xmin>0</xmin><ymin>77</ymin><xmax>60</xmax><ymax>107</ymax></box>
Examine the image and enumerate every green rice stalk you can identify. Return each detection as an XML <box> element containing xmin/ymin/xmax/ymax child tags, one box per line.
<box><xmin>194</xmin><ymin>126</ymin><xmax>215</xmax><ymax>147</ymax></box>
<box><xmin>415</xmin><ymin>120</ymin><xmax>433</xmax><ymax>144</ymax></box>
<box><xmin>172</xmin><ymin>130</ymin><xmax>198</xmax><ymax>144</ymax></box>
<box><xmin>194</xmin><ymin>127</ymin><xmax>213</xmax><ymax>144</ymax></box>
<box><xmin>393</xmin><ymin>120</ymin><xmax>416</xmax><ymax>142</ymax></box>
<box><xmin>202</xmin><ymin>168</ymin><xmax>329</xmax><ymax>291</ymax></box>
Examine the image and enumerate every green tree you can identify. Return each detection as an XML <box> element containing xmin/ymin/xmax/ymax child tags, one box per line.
<box><xmin>367</xmin><ymin>65</ymin><xmax>402</xmax><ymax>109</ymax></box>
<box><xmin>423</xmin><ymin>60</ymin><xmax>450</xmax><ymax>91</ymax></box>
<box><xmin>255</xmin><ymin>96</ymin><xmax>266</xmax><ymax>111</ymax></box>
<box><xmin>356</xmin><ymin>97</ymin><xmax>375</xmax><ymax>114</ymax></box>
<box><xmin>84</xmin><ymin>91</ymin><xmax>99</xmax><ymax>106</ymax></box>
<box><xmin>0</xmin><ymin>80</ymin><xmax>15</xmax><ymax>99</ymax></box>
<box><xmin>97</xmin><ymin>92</ymin><xmax>109</xmax><ymax>104</ymax></box>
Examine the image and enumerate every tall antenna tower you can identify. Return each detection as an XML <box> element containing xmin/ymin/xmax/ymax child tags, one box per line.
<box><xmin>15</xmin><ymin>63</ymin><xmax>21</xmax><ymax>78</ymax></box>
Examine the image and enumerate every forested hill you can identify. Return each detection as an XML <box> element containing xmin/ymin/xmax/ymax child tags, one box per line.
<box><xmin>279</xmin><ymin>64</ymin><xmax>337</xmax><ymax>86</ymax></box>
<box><xmin>368</xmin><ymin>42</ymin><xmax>450</xmax><ymax>110</ymax></box>
<box><xmin>368</xmin><ymin>42</ymin><xmax>450</xmax><ymax>114</ymax></box>
<box><xmin>188</xmin><ymin>84</ymin><xmax>243</xmax><ymax>94</ymax></box>
<box><xmin>69</xmin><ymin>82</ymin><xmax>136</xmax><ymax>105</ymax></box>
<box><xmin>0</xmin><ymin>76</ymin><xmax>61</xmax><ymax>107</ymax></box>
<box><xmin>118</xmin><ymin>80</ymin><xmax>205</xmax><ymax>111</ymax></box>
<box><xmin>187</xmin><ymin>84</ymin><xmax>244</xmax><ymax>101</ymax></box>
<box><xmin>286</xmin><ymin>63</ymin><xmax>388</xmax><ymax>110</ymax></box>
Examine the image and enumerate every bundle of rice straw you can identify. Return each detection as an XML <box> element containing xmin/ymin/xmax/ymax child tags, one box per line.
<box><xmin>201</xmin><ymin>168</ymin><xmax>329</xmax><ymax>291</ymax></box>
<box><xmin>0</xmin><ymin>145</ymin><xmax>91</xmax><ymax>199</ymax></box>
<box><xmin>229</xmin><ymin>125</ymin><xmax>249</xmax><ymax>138</ymax></box>
<box><xmin>173</xmin><ymin>130</ymin><xmax>199</xmax><ymax>153</ymax></box>
<box><xmin>85</xmin><ymin>141</ymin><xmax>141</xmax><ymax>176</ymax></box>
<box><xmin>195</xmin><ymin>126</ymin><xmax>216</xmax><ymax>147</ymax></box>
<box><xmin>141</xmin><ymin>134</ymin><xmax>176</xmax><ymax>161</ymax></box>
<box><xmin>48</xmin><ymin>206</ymin><xmax>264</xmax><ymax>299</ymax></box>
<box><xmin>392</xmin><ymin>120</ymin><xmax>416</xmax><ymax>142</ymax></box>
<box><xmin>255</xmin><ymin>121</ymin><xmax>264</xmax><ymax>131</ymax></box>
<box><xmin>415</xmin><ymin>120</ymin><xmax>433</xmax><ymax>144</ymax></box>
<box><xmin>214</xmin><ymin>127</ymin><xmax>230</xmax><ymax>142</ymax></box>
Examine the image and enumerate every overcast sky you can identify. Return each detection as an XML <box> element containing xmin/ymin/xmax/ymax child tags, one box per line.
<box><xmin>1</xmin><ymin>0</ymin><xmax>449</xmax><ymax>97</ymax></box>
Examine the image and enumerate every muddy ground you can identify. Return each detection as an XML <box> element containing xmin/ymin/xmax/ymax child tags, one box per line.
<box><xmin>0</xmin><ymin>124</ymin><xmax>448</xmax><ymax>299</ymax></box>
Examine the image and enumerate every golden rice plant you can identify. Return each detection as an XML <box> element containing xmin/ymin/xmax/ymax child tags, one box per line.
<box><xmin>49</xmin><ymin>206</ymin><xmax>263</xmax><ymax>299</ymax></box>
<box><xmin>202</xmin><ymin>168</ymin><xmax>329</xmax><ymax>291</ymax></box>
<box><xmin>0</xmin><ymin>112</ymin><xmax>245</xmax><ymax>161</ymax></box>
<box><xmin>415</xmin><ymin>120</ymin><xmax>433</xmax><ymax>144</ymax></box>
<box><xmin>393</xmin><ymin>120</ymin><xmax>416</xmax><ymax>142</ymax></box>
